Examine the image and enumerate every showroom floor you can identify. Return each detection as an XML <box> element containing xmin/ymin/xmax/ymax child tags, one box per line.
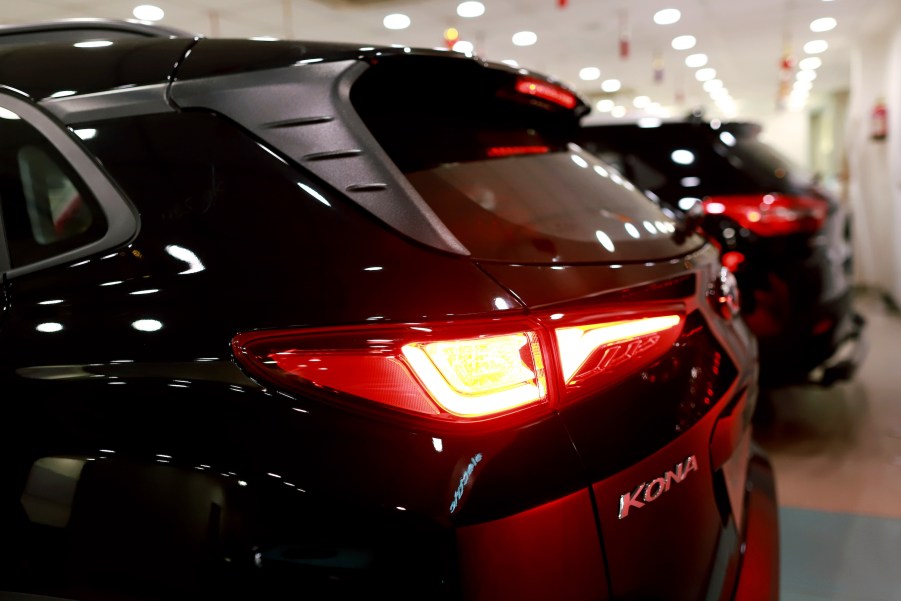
<box><xmin>753</xmin><ymin>288</ymin><xmax>901</xmax><ymax>601</ymax></box>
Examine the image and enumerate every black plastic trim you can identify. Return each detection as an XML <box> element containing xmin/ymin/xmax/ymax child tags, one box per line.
<box><xmin>0</xmin><ymin>87</ymin><xmax>140</xmax><ymax>278</ymax></box>
<box><xmin>0</xmin><ymin>18</ymin><xmax>196</xmax><ymax>41</ymax></box>
<box><xmin>169</xmin><ymin>58</ymin><xmax>469</xmax><ymax>256</ymax></box>
<box><xmin>40</xmin><ymin>83</ymin><xmax>172</xmax><ymax>125</ymax></box>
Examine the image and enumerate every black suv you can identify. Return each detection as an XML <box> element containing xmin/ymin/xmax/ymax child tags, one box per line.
<box><xmin>0</xmin><ymin>20</ymin><xmax>778</xmax><ymax>601</ymax></box>
<box><xmin>579</xmin><ymin>118</ymin><xmax>866</xmax><ymax>388</ymax></box>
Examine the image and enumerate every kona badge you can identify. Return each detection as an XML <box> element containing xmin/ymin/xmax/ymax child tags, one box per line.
<box><xmin>618</xmin><ymin>455</ymin><xmax>699</xmax><ymax>519</ymax></box>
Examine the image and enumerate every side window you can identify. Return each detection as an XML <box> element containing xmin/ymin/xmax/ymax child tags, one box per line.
<box><xmin>0</xmin><ymin>104</ymin><xmax>106</xmax><ymax>268</ymax></box>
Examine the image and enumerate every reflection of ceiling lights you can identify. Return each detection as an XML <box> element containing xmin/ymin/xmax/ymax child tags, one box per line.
<box><xmin>383</xmin><ymin>13</ymin><xmax>411</xmax><ymax>29</ymax></box>
<box><xmin>457</xmin><ymin>1</ymin><xmax>485</xmax><ymax>18</ymax></box>
<box><xmin>671</xmin><ymin>35</ymin><xmax>696</xmax><ymax>50</ymax></box>
<box><xmin>703</xmin><ymin>79</ymin><xmax>723</xmax><ymax>92</ymax></box>
<box><xmin>796</xmin><ymin>69</ymin><xmax>817</xmax><ymax>82</ymax></box>
<box><xmin>653</xmin><ymin>8</ymin><xmax>681</xmax><ymax>25</ymax></box>
<box><xmin>453</xmin><ymin>40</ymin><xmax>474</xmax><ymax>54</ymax></box>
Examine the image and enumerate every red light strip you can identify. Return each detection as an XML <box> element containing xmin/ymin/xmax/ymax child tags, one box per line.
<box><xmin>514</xmin><ymin>76</ymin><xmax>577</xmax><ymax>109</ymax></box>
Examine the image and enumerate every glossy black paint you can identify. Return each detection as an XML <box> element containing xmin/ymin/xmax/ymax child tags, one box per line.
<box><xmin>578</xmin><ymin>120</ymin><xmax>865</xmax><ymax>388</ymax></box>
<box><xmin>0</xmin><ymin>21</ymin><xmax>779</xmax><ymax>601</ymax></box>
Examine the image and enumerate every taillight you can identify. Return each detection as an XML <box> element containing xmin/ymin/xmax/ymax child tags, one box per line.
<box><xmin>514</xmin><ymin>76</ymin><xmax>578</xmax><ymax>109</ymax></box>
<box><xmin>703</xmin><ymin>194</ymin><xmax>827</xmax><ymax>236</ymax></box>
<box><xmin>485</xmin><ymin>145</ymin><xmax>550</xmax><ymax>158</ymax></box>
<box><xmin>233</xmin><ymin>310</ymin><xmax>684</xmax><ymax>423</ymax></box>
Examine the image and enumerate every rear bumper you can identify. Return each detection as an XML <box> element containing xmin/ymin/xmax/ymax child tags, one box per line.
<box><xmin>732</xmin><ymin>446</ymin><xmax>780</xmax><ymax>601</ymax></box>
<box><xmin>807</xmin><ymin>310</ymin><xmax>867</xmax><ymax>387</ymax></box>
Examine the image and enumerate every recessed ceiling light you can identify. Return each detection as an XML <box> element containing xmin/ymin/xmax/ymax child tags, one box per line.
<box><xmin>799</xmin><ymin>56</ymin><xmax>822</xmax><ymax>70</ymax></box>
<box><xmin>611</xmin><ymin>105</ymin><xmax>627</xmax><ymax>118</ymax></box>
<box><xmin>695</xmin><ymin>67</ymin><xmax>716</xmax><ymax>81</ymax></box>
<box><xmin>596</xmin><ymin>99</ymin><xmax>615</xmax><ymax>112</ymax></box>
<box><xmin>703</xmin><ymin>79</ymin><xmax>723</xmax><ymax>92</ymax></box>
<box><xmin>133</xmin><ymin>4</ymin><xmax>164</xmax><ymax>21</ymax></box>
<box><xmin>685</xmin><ymin>53</ymin><xmax>708</xmax><ymax>68</ymax></box>
<box><xmin>671</xmin><ymin>35</ymin><xmax>696</xmax><ymax>50</ymax></box>
<box><xmin>796</xmin><ymin>69</ymin><xmax>817</xmax><ymax>81</ymax></box>
<box><xmin>457</xmin><ymin>1</ymin><xmax>485</xmax><ymax>18</ymax></box>
<box><xmin>512</xmin><ymin>31</ymin><xmax>537</xmax><ymax>46</ymax></box>
<box><xmin>633</xmin><ymin>95</ymin><xmax>650</xmax><ymax>108</ymax></box>
<box><xmin>601</xmin><ymin>79</ymin><xmax>622</xmax><ymax>92</ymax></box>
<box><xmin>653</xmin><ymin>9</ymin><xmax>681</xmax><ymax>25</ymax></box>
<box><xmin>804</xmin><ymin>39</ymin><xmax>829</xmax><ymax>54</ymax></box>
<box><xmin>810</xmin><ymin>17</ymin><xmax>837</xmax><ymax>32</ymax></box>
<box><xmin>579</xmin><ymin>67</ymin><xmax>601</xmax><ymax>81</ymax></box>
<box><xmin>453</xmin><ymin>40</ymin><xmax>474</xmax><ymax>54</ymax></box>
<box><xmin>383</xmin><ymin>13</ymin><xmax>411</xmax><ymax>30</ymax></box>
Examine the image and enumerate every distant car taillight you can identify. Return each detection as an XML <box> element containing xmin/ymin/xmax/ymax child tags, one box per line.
<box><xmin>703</xmin><ymin>193</ymin><xmax>828</xmax><ymax>236</ymax></box>
<box><xmin>232</xmin><ymin>310</ymin><xmax>684</xmax><ymax>422</ymax></box>
<box><xmin>513</xmin><ymin>76</ymin><xmax>578</xmax><ymax>109</ymax></box>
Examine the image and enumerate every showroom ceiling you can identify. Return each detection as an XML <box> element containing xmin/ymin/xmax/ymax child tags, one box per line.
<box><xmin>4</xmin><ymin>0</ymin><xmax>900</xmax><ymax>119</ymax></box>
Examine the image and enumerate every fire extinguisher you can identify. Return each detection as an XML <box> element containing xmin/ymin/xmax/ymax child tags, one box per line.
<box><xmin>871</xmin><ymin>98</ymin><xmax>888</xmax><ymax>141</ymax></box>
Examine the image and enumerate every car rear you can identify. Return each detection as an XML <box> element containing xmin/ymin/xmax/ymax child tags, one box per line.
<box><xmin>578</xmin><ymin>120</ymin><xmax>865</xmax><ymax>387</ymax></box>
<box><xmin>0</xmin><ymin>34</ymin><xmax>778</xmax><ymax>601</ymax></box>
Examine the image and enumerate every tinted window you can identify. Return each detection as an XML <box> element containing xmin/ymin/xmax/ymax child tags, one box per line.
<box><xmin>0</xmin><ymin>105</ymin><xmax>105</xmax><ymax>267</ymax></box>
<box><xmin>352</xmin><ymin>57</ymin><xmax>701</xmax><ymax>263</ymax></box>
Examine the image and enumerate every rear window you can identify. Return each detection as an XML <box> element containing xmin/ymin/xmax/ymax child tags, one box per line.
<box><xmin>578</xmin><ymin>122</ymin><xmax>817</xmax><ymax>213</ymax></box>
<box><xmin>351</xmin><ymin>56</ymin><xmax>701</xmax><ymax>264</ymax></box>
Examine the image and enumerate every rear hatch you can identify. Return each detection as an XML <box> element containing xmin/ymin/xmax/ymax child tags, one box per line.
<box><xmin>352</xmin><ymin>56</ymin><xmax>757</xmax><ymax>600</ymax></box>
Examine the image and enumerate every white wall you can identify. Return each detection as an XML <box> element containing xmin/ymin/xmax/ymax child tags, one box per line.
<box><xmin>846</xmin><ymin>25</ymin><xmax>901</xmax><ymax>302</ymax></box>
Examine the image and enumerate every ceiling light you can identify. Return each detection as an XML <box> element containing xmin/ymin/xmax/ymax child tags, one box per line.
<box><xmin>793</xmin><ymin>80</ymin><xmax>813</xmax><ymax>92</ymax></box>
<box><xmin>671</xmin><ymin>35</ymin><xmax>696</xmax><ymax>50</ymax></box>
<box><xmin>501</xmin><ymin>59</ymin><xmax>519</xmax><ymax>67</ymax></box>
<box><xmin>453</xmin><ymin>40</ymin><xmax>474</xmax><ymax>54</ymax></box>
<box><xmin>601</xmin><ymin>79</ymin><xmax>621</xmax><ymax>92</ymax></box>
<box><xmin>457</xmin><ymin>1</ymin><xmax>485</xmax><ymax>18</ymax></box>
<box><xmin>579</xmin><ymin>67</ymin><xmax>601</xmax><ymax>81</ymax></box>
<box><xmin>133</xmin><ymin>4</ymin><xmax>164</xmax><ymax>21</ymax></box>
<box><xmin>695</xmin><ymin>67</ymin><xmax>716</xmax><ymax>81</ymax></box>
<box><xmin>638</xmin><ymin>117</ymin><xmax>662</xmax><ymax>128</ymax></box>
<box><xmin>633</xmin><ymin>95</ymin><xmax>650</xmax><ymax>108</ymax></box>
<box><xmin>796</xmin><ymin>69</ymin><xmax>817</xmax><ymax>81</ymax></box>
<box><xmin>685</xmin><ymin>53</ymin><xmax>708</xmax><ymax>68</ymax></box>
<box><xmin>799</xmin><ymin>56</ymin><xmax>822</xmax><ymax>70</ymax></box>
<box><xmin>512</xmin><ymin>31</ymin><xmax>537</xmax><ymax>46</ymax></box>
<box><xmin>804</xmin><ymin>40</ymin><xmax>829</xmax><ymax>54</ymax></box>
<box><xmin>383</xmin><ymin>13</ymin><xmax>411</xmax><ymax>29</ymax></box>
<box><xmin>596</xmin><ymin>99</ymin><xmax>615</xmax><ymax>112</ymax></box>
<box><xmin>611</xmin><ymin>106</ymin><xmax>627</xmax><ymax>118</ymax></box>
<box><xmin>810</xmin><ymin>17</ymin><xmax>837</xmax><ymax>32</ymax></box>
<box><xmin>703</xmin><ymin>79</ymin><xmax>723</xmax><ymax>92</ymax></box>
<box><xmin>653</xmin><ymin>9</ymin><xmax>681</xmax><ymax>25</ymax></box>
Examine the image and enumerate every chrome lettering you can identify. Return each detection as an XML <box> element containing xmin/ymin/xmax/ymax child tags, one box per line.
<box><xmin>618</xmin><ymin>483</ymin><xmax>646</xmax><ymax>519</ymax></box>
<box><xmin>617</xmin><ymin>454</ymin><xmax>698</xmax><ymax>519</ymax></box>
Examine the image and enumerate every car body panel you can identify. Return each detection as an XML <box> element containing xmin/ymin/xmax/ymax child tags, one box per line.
<box><xmin>0</xmin><ymin>21</ymin><xmax>778</xmax><ymax>601</ymax></box>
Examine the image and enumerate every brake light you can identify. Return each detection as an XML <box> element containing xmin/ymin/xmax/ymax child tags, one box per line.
<box><xmin>233</xmin><ymin>310</ymin><xmax>684</xmax><ymax>423</ymax></box>
<box><xmin>514</xmin><ymin>76</ymin><xmax>577</xmax><ymax>109</ymax></box>
<box><xmin>702</xmin><ymin>194</ymin><xmax>827</xmax><ymax>236</ymax></box>
<box><xmin>486</xmin><ymin>145</ymin><xmax>550</xmax><ymax>158</ymax></box>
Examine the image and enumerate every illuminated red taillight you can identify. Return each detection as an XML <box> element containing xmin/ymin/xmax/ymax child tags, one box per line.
<box><xmin>703</xmin><ymin>194</ymin><xmax>827</xmax><ymax>236</ymax></box>
<box><xmin>232</xmin><ymin>310</ymin><xmax>684</xmax><ymax>422</ymax></box>
<box><xmin>486</xmin><ymin>145</ymin><xmax>550</xmax><ymax>158</ymax></box>
<box><xmin>514</xmin><ymin>76</ymin><xmax>577</xmax><ymax>109</ymax></box>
